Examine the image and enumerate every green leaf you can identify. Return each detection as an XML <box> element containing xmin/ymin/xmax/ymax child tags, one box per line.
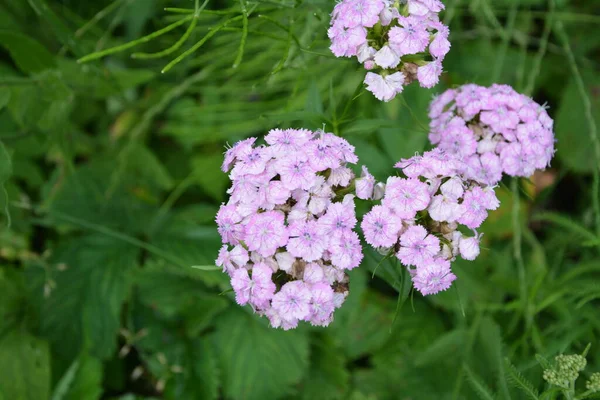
<box><xmin>190</xmin><ymin>152</ymin><xmax>229</xmax><ymax>202</ymax></box>
<box><xmin>300</xmin><ymin>333</ymin><xmax>349</xmax><ymax>400</ymax></box>
<box><xmin>214</xmin><ymin>308</ymin><xmax>310</xmax><ymax>400</ymax></box>
<box><xmin>0</xmin><ymin>88</ymin><xmax>10</xmax><ymax>111</ymax></box>
<box><xmin>504</xmin><ymin>359</ymin><xmax>540</xmax><ymax>400</ymax></box>
<box><xmin>0</xmin><ymin>141</ymin><xmax>11</xmax><ymax>226</ymax></box>
<box><xmin>0</xmin><ymin>328</ymin><xmax>51</xmax><ymax>400</ymax></box>
<box><xmin>128</xmin><ymin>144</ymin><xmax>174</xmax><ymax>190</ymax></box>
<box><xmin>0</xmin><ymin>30</ymin><xmax>55</xmax><ymax>74</ymax></box>
<box><xmin>415</xmin><ymin>329</ymin><xmax>467</xmax><ymax>366</ymax></box>
<box><xmin>305</xmin><ymin>80</ymin><xmax>324</xmax><ymax>115</ymax></box>
<box><xmin>135</xmin><ymin>267</ymin><xmax>228</xmax><ymax>336</ymax></box>
<box><xmin>51</xmin><ymin>354</ymin><xmax>102</xmax><ymax>400</ymax></box>
<box><xmin>25</xmin><ymin>235</ymin><xmax>139</xmax><ymax>361</ymax></box>
<box><xmin>555</xmin><ymin>69</ymin><xmax>600</xmax><ymax>173</ymax></box>
<box><xmin>463</xmin><ymin>364</ymin><xmax>497</xmax><ymax>400</ymax></box>
<box><xmin>47</xmin><ymin>162</ymin><xmax>155</xmax><ymax>234</ymax></box>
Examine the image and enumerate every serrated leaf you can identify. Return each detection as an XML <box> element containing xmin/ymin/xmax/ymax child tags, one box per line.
<box><xmin>214</xmin><ymin>308</ymin><xmax>310</xmax><ymax>400</ymax></box>
<box><xmin>0</xmin><ymin>328</ymin><xmax>51</xmax><ymax>400</ymax></box>
<box><xmin>25</xmin><ymin>235</ymin><xmax>139</xmax><ymax>361</ymax></box>
<box><xmin>504</xmin><ymin>359</ymin><xmax>540</xmax><ymax>400</ymax></box>
<box><xmin>0</xmin><ymin>30</ymin><xmax>55</xmax><ymax>73</ymax></box>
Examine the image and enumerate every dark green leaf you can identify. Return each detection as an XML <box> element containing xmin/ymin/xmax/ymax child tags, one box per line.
<box><xmin>0</xmin><ymin>30</ymin><xmax>55</xmax><ymax>73</ymax></box>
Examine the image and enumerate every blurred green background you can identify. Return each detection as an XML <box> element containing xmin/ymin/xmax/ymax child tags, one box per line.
<box><xmin>1</xmin><ymin>0</ymin><xmax>600</xmax><ymax>399</ymax></box>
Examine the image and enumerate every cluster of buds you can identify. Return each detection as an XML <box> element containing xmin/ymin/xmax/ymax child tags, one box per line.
<box><xmin>429</xmin><ymin>83</ymin><xmax>556</xmax><ymax>185</ymax></box>
<box><xmin>328</xmin><ymin>0</ymin><xmax>451</xmax><ymax>101</ymax></box>
<box><xmin>361</xmin><ymin>149</ymin><xmax>499</xmax><ymax>295</ymax></box>
<box><xmin>543</xmin><ymin>354</ymin><xmax>587</xmax><ymax>389</ymax></box>
<box><xmin>215</xmin><ymin>129</ymin><xmax>364</xmax><ymax>329</ymax></box>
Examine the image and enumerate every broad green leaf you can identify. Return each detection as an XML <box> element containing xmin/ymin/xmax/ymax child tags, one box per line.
<box><xmin>299</xmin><ymin>333</ymin><xmax>349</xmax><ymax>400</ymax></box>
<box><xmin>191</xmin><ymin>152</ymin><xmax>229</xmax><ymax>202</ymax></box>
<box><xmin>25</xmin><ymin>235</ymin><xmax>139</xmax><ymax>361</ymax></box>
<box><xmin>128</xmin><ymin>144</ymin><xmax>174</xmax><ymax>190</ymax></box>
<box><xmin>135</xmin><ymin>267</ymin><xmax>228</xmax><ymax>336</ymax></box>
<box><xmin>51</xmin><ymin>354</ymin><xmax>102</xmax><ymax>400</ymax></box>
<box><xmin>415</xmin><ymin>329</ymin><xmax>467</xmax><ymax>366</ymax></box>
<box><xmin>47</xmin><ymin>162</ymin><xmax>156</xmax><ymax>234</ymax></box>
<box><xmin>0</xmin><ymin>30</ymin><xmax>55</xmax><ymax>73</ymax></box>
<box><xmin>555</xmin><ymin>69</ymin><xmax>600</xmax><ymax>173</ymax></box>
<box><xmin>0</xmin><ymin>141</ymin><xmax>11</xmax><ymax>225</ymax></box>
<box><xmin>0</xmin><ymin>88</ymin><xmax>10</xmax><ymax>111</ymax></box>
<box><xmin>214</xmin><ymin>308</ymin><xmax>310</xmax><ymax>400</ymax></box>
<box><xmin>0</xmin><ymin>328</ymin><xmax>51</xmax><ymax>400</ymax></box>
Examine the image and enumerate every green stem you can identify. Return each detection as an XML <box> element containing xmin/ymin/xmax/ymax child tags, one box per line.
<box><xmin>132</xmin><ymin>0</ymin><xmax>209</xmax><ymax>60</ymax></box>
<box><xmin>161</xmin><ymin>15</ymin><xmax>244</xmax><ymax>73</ymax></box>
<box><xmin>232</xmin><ymin>0</ymin><xmax>249</xmax><ymax>68</ymax></box>
<box><xmin>78</xmin><ymin>14</ymin><xmax>194</xmax><ymax>63</ymax></box>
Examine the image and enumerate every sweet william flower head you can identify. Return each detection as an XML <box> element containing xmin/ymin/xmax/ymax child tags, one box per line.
<box><xmin>361</xmin><ymin>149</ymin><xmax>500</xmax><ymax>296</ymax></box>
<box><xmin>329</xmin><ymin>0</ymin><xmax>451</xmax><ymax>101</ymax></box>
<box><xmin>216</xmin><ymin>128</ymin><xmax>363</xmax><ymax>329</ymax></box>
<box><xmin>429</xmin><ymin>84</ymin><xmax>556</xmax><ymax>184</ymax></box>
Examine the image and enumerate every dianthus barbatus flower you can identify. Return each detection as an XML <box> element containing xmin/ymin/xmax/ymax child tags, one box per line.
<box><xmin>215</xmin><ymin>128</ymin><xmax>364</xmax><ymax>329</ymax></box>
<box><xmin>329</xmin><ymin>0</ymin><xmax>451</xmax><ymax>101</ymax></box>
<box><xmin>361</xmin><ymin>149</ymin><xmax>499</xmax><ymax>296</ymax></box>
<box><xmin>429</xmin><ymin>83</ymin><xmax>556</xmax><ymax>185</ymax></box>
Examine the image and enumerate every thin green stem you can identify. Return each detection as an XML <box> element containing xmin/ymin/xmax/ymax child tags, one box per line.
<box><xmin>232</xmin><ymin>0</ymin><xmax>249</xmax><ymax>68</ymax></box>
<box><xmin>161</xmin><ymin>15</ymin><xmax>244</xmax><ymax>73</ymax></box>
<box><xmin>512</xmin><ymin>178</ymin><xmax>530</xmax><ymax>334</ymax></box>
<box><xmin>491</xmin><ymin>0</ymin><xmax>520</xmax><ymax>83</ymax></box>
<box><xmin>78</xmin><ymin>14</ymin><xmax>194</xmax><ymax>63</ymax></box>
<box><xmin>524</xmin><ymin>0</ymin><xmax>554</xmax><ymax>95</ymax></box>
<box><xmin>76</xmin><ymin>0</ymin><xmax>125</xmax><ymax>38</ymax></box>
<box><xmin>132</xmin><ymin>0</ymin><xmax>209</xmax><ymax>60</ymax></box>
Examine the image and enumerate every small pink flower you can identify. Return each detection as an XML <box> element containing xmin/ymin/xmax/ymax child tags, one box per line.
<box><xmin>272</xmin><ymin>281</ymin><xmax>312</xmax><ymax>321</ymax></box>
<box><xmin>397</xmin><ymin>225</ymin><xmax>440</xmax><ymax>267</ymax></box>
<box><xmin>412</xmin><ymin>258</ymin><xmax>456</xmax><ymax>295</ymax></box>
<box><xmin>362</xmin><ymin>205</ymin><xmax>402</xmax><ymax>248</ymax></box>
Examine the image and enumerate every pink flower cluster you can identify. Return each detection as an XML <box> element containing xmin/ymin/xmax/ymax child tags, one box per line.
<box><xmin>328</xmin><ymin>0</ymin><xmax>451</xmax><ymax>101</ymax></box>
<box><xmin>361</xmin><ymin>149</ymin><xmax>499</xmax><ymax>295</ymax></box>
<box><xmin>429</xmin><ymin>84</ymin><xmax>556</xmax><ymax>185</ymax></box>
<box><xmin>215</xmin><ymin>128</ymin><xmax>364</xmax><ymax>329</ymax></box>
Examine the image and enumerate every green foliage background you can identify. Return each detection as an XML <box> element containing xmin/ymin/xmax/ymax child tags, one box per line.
<box><xmin>1</xmin><ymin>0</ymin><xmax>600</xmax><ymax>399</ymax></box>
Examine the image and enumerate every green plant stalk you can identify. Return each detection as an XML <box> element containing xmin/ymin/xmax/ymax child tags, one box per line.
<box><xmin>161</xmin><ymin>15</ymin><xmax>244</xmax><ymax>73</ymax></box>
<box><xmin>132</xmin><ymin>0</ymin><xmax>210</xmax><ymax>59</ymax></box>
<box><xmin>78</xmin><ymin>14</ymin><xmax>194</xmax><ymax>63</ymax></box>
<box><xmin>524</xmin><ymin>0</ymin><xmax>554</xmax><ymax>95</ymax></box>
<box><xmin>232</xmin><ymin>0</ymin><xmax>249</xmax><ymax>68</ymax></box>
<box><xmin>512</xmin><ymin>178</ymin><xmax>531</xmax><ymax>335</ymax></box>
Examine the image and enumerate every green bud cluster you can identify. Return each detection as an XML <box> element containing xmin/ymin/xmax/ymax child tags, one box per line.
<box><xmin>587</xmin><ymin>372</ymin><xmax>600</xmax><ymax>393</ymax></box>
<box><xmin>542</xmin><ymin>354</ymin><xmax>587</xmax><ymax>389</ymax></box>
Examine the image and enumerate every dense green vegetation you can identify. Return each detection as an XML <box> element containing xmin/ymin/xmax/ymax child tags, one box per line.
<box><xmin>1</xmin><ymin>0</ymin><xmax>599</xmax><ymax>399</ymax></box>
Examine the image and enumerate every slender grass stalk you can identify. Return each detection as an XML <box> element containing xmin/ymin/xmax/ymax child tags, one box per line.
<box><xmin>75</xmin><ymin>0</ymin><xmax>126</xmax><ymax>38</ymax></box>
<box><xmin>161</xmin><ymin>15</ymin><xmax>244</xmax><ymax>73</ymax></box>
<box><xmin>524</xmin><ymin>0</ymin><xmax>554</xmax><ymax>95</ymax></box>
<box><xmin>132</xmin><ymin>0</ymin><xmax>209</xmax><ymax>59</ymax></box>
<box><xmin>512</xmin><ymin>178</ymin><xmax>530</xmax><ymax>334</ymax></box>
<box><xmin>232</xmin><ymin>0</ymin><xmax>249</xmax><ymax>68</ymax></box>
<box><xmin>78</xmin><ymin>14</ymin><xmax>194</xmax><ymax>63</ymax></box>
<box><xmin>491</xmin><ymin>0</ymin><xmax>520</xmax><ymax>83</ymax></box>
